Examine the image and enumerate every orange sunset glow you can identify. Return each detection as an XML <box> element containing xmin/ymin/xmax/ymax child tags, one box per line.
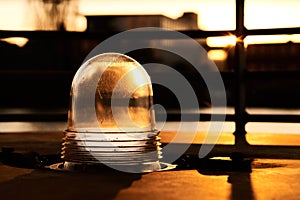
<box><xmin>0</xmin><ymin>0</ymin><xmax>300</xmax><ymax>31</ymax></box>
<box><xmin>0</xmin><ymin>0</ymin><xmax>300</xmax><ymax>52</ymax></box>
<box><xmin>0</xmin><ymin>2</ymin><xmax>300</xmax><ymax>198</ymax></box>
<box><xmin>0</xmin><ymin>0</ymin><xmax>299</xmax><ymax>58</ymax></box>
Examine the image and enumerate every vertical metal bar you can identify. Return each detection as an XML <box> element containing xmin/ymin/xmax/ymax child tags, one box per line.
<box><xmin>234</xmin><ymin>0</ymin><xmax>248</xmax><ymax>146</ymax></box>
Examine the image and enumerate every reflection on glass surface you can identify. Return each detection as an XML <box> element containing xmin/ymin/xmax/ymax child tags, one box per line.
<box><xmin>62</xmin><ymin>53</ymin><xmax>161</xmax><ymax>172</ymax></box>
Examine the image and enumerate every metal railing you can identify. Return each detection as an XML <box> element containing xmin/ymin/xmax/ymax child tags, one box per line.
<box><xmin>0</xmin><ymin>0</ymin><xmax>300</xmax><ymax>159</ymax></box>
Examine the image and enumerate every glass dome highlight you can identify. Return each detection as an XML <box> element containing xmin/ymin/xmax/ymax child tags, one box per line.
<box><xmin>61</xmin><ymin>53</ymin><xmax>162</xmax><ymax>172</ymax></box>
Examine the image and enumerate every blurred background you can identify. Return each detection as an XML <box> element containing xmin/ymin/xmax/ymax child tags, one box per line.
<box><xmin>0</xmin><ymin>0</ymin><xmax>300</xmax><ymax>136</ymax></box>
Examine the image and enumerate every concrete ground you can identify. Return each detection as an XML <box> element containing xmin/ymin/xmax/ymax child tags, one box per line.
<box><xmin>0</xmin><ymin>128</ymin><xmax>299</xmax><ymax>200</ymax></box>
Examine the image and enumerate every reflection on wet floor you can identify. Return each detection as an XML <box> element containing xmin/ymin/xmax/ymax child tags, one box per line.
<box><xmin>0</xmin><ymin>155</ymin><xmax>299</xmax><ymax>200</ymax></box>
<box><xmin>0</xmin><ymin>121</ymin><xmax>299</xmax><ymax>199</ymax></box>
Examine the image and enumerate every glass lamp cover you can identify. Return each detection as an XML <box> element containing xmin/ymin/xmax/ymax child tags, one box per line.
<box><xmin>61</xmin><ymin>53</ymin><xmax>162</xmax><ymax>172</ymax></box>
<box><xmin>67</xmin><ymin>52</ymin><xmax>156</xmax><ymax>133</ymax></box>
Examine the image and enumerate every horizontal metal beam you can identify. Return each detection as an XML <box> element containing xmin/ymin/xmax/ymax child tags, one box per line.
<box><xmin>0</xmin><ymin>30</ymin><xmax>234</xmax><ymax>39</ymax></box>
<box><xmin>162</xmin><ymin>113</ymin><xmax>300</xmax><ymax>123</ymax></box>
<box><xmin>1</xmin><ymin>112</ymin><xmax>300</xmax><ymax>123</ymax></box>
<box><xmin>1</xmin><ymin>27</ymin><xmax>300</xmax><ymax>40</ymax></box>
<box><xmin>0</xmin><ymin>113</ymin><xmax>67</xmax><ymax>122</ymax></box>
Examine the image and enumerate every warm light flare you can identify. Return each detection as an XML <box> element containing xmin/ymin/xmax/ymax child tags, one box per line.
<box><xmin>207</xmin><ymin>34</ymin><xmax>300</xmax><ymax>48</ymax></box>
<box><xmin>0</xmin><ymin>37</ymin><xmax>29</xmax><ymax>47</ymax></box>
<box><xmin>206</xmin><ymin>36</ymin><xmax>237</xmax><ymax>47</ymax></box>
<box><xmin>207</xmin><ymin>50</ymin><xmax>228</xmax><ymax>61</ymax></box>
<box><xmin>290</xmin><ymin>34</ymin><xmax>300</xmax><ymax>43</ymax></box>
<box><xmin>244</xmin><ymin>35</ymin><xmax>290</xmax><ymax>47</ymax></box>
<box><xmin>128</xmin><ymin>68</ymin><xmax>151</xmax><ymax>98</ymax></box>
<box><xmin>74</xmin><ymin>15</ymin><xmax>87</xmax><ymax>32</ymax></box>
<box><xmin>244</xmin><ymin>34</ymin><xmax>300</xmax><ymax>47</ymax></box>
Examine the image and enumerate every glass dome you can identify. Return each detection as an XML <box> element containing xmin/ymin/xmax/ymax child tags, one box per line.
<box><xmin>61</xmin><ymin>53</ymin><xmax>161</xmax><ymax>172</ymax></box>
